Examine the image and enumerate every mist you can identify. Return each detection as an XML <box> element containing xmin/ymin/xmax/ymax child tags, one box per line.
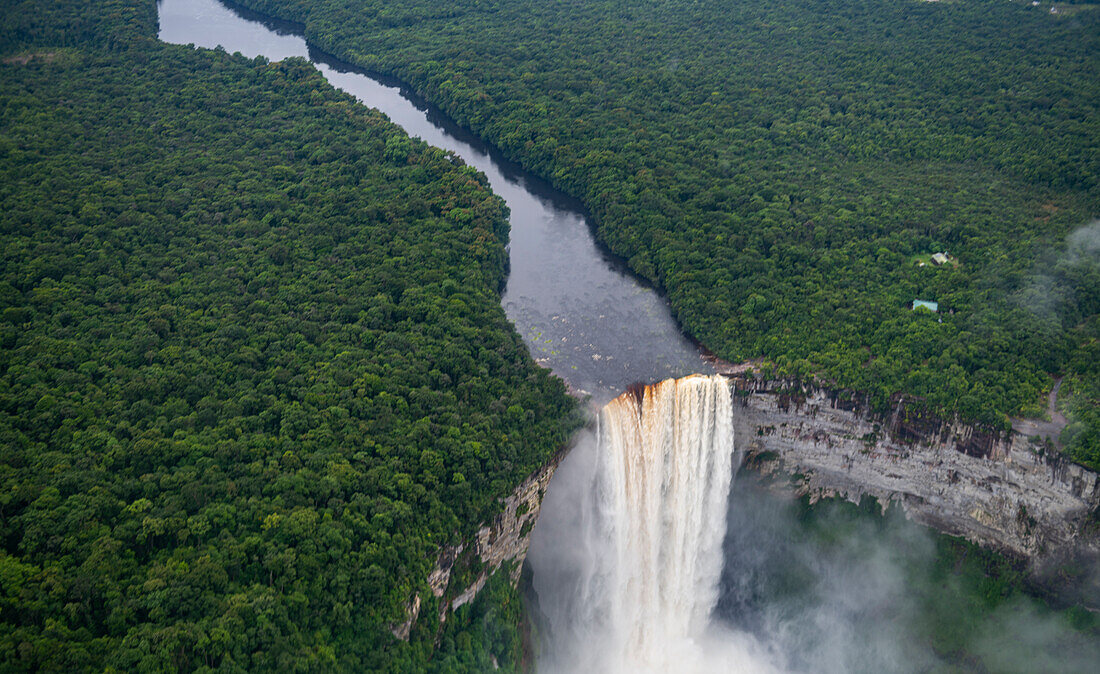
<box><xmin>528</xmin><ymin>442</ymin><xmax>1100</xmax><ymax>673</ymax></box>
<box><xmin>1065</xmin><ymin>220</ymin><xmax>1100</xmax><ymax>267</ymax></box>
<box><xmin>1014</xmin><ymin>219</ymin><xmax>1100</xmax><ymax>326</ymax></box>
<box><xmin>527</xmin><ymin>378</ymin><xmax>782</xmax><ymax>674</ymax></box>
<box><xmin>716</xmin><ymin>477</ymin><xmax>1100</xmax><ymax>673</ymax></box>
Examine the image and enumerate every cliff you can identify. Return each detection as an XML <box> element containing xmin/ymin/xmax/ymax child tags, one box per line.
<box><xmin>727</xmin><ymin>376</ymin><xmax>1100</xmax><ymax>564</ymax></box>
<box><xmin>397</xmin><ymin>375</ymin><xmax>1100</xmax><ymax>638</ymax></box>
<box><xmin>392</xmin><ymin>445</ymin><xmax>567</xmax><ymax>640</ymax></box>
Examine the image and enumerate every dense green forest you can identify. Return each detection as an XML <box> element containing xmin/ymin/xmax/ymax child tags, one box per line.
<box><xmin>237</xmin><ymin>0</ymin><xmax>1100</xmax><ymax>467</ymax></box>
<box><xmin>0</xmin><ymin>0</ymin><xmax>579</xmax><ymax>670</ymax></box>
<box><xmin>2</xmin><ymin>0</ymin><xmax>1098</xmax><ymax>671</ymax></box>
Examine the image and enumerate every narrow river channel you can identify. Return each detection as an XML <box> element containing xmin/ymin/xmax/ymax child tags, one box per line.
<box><xmin>157</xmin><ymin>0</ymin><xmax>712</xmax><ymax>404</ymax></box>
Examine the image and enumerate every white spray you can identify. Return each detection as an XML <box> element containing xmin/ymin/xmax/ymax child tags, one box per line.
<box><xmin>530</xmin><ymin>374</ymin><xmax>778</xmax><ymax>673</ymax></box>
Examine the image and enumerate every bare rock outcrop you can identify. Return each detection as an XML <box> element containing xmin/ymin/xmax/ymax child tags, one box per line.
<box><xmin>391</xmin><ymin>446</ymin><xmax>566</xmax><ymax>639</ymax></box>
<box><xmin>728</xmin><ymin>376</ymin><xmax>1100</xmax><ymax>562</ymax></box>
<box><xmin>396</xmin><ymin>375</ymin><xmax>1100</xmax><ymax>638</ymax></box>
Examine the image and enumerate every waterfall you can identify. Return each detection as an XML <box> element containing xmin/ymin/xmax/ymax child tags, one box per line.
<box><xmin>598</xmin><ymin>375</ymin><xmax>734</xmax><ymax>669</ymax></box>
<box><xmin>532</xmin><ymin>374</ymin><xmax>775</xmax><ymax>673</ymax></box>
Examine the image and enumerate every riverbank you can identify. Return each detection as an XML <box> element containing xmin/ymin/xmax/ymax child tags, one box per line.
<box><xmin>1</xmin><ymin>0</ymin><xmax>580</xmax><ymax>669</ymax></box>
<box><xmin>162</xmin><ymin>0</ymin><xmax>712</xmax><ymax>402</ymax></box>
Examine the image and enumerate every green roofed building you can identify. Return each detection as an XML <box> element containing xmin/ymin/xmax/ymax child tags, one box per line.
<box><xmin>913</xmin><ymin>299</ymin><xmax>939</xmax><ymax>312</ymax></box>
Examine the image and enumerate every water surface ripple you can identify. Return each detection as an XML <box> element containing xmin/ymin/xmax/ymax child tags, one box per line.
<box><xmin>158</xmin><ymin>0</ymin><xmax>711</xmax><ymax>403</ymax></box>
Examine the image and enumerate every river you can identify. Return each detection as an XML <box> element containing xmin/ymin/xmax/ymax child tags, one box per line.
<box><xmin>157</xmin><ymin>0</ymin><xmax>711</xmax><ymax>404</ymax></box>
<box><xmin>154</xmin><ymin>3</ymin><xmax>1100</xmax><ymax>672</ymax></box>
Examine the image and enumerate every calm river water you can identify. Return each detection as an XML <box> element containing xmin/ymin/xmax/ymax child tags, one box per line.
<box><xmin>157</xmin><ymin>0</ymin><xmax>711</xmax><ymax>404</ymax></box>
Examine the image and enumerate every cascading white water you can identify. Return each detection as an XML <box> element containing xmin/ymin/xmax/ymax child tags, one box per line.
<box><xmin>598</xmin><ymin>375</ymin><xmax>734</xmax><ymax>670</ymax></box>
<box><xmin>532</xmin><ymin>374</ymin><xmax>777</xmax><ymax>673</ymax></box>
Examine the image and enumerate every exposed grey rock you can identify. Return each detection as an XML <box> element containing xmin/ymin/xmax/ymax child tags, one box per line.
<box><xmin>728</xmin><ymin>376</ymin><xmax>1099</xmax><ymax>562</ymax></box>
<box><xmin>392</xmin><ymin>446</ymin><xmax>566</xmax><ymax>639</ymax></box>
<box><xmin>397</xmin><ymin>376</ymin><xmax>1100</xmax><ymax>637</ymax></box>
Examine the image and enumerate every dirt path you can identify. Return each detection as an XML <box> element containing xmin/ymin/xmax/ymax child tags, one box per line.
<box><xmin>1011</xmin><ymin>378</ymin><xmax>1067</xmax><ymax>447</ymax></box>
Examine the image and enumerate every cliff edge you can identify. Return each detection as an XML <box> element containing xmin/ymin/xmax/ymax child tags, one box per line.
<box><xmin>398</xmin><ymin>374</ymin><xmax>1100</xmax><ymax>637</ymax></box>
<box><xmin>728</xmin><ymin>376</ymin><xmax>1099</xmax><ymax>565</ymax></box>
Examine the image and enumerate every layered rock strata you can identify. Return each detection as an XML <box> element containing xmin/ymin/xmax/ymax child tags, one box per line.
<box><xmin>392</xmin><ymin>446</ymin><xmax>566</xmax><ymax>640</ymax></box>
<box><xmin>728</xmin><ymin>376</ymin><xmax>1099</xmax><ymax>562</ymax></box>
<box><xmin>397</xmin><ymin>375</ymin><xmax>1100</xmax><ymax>638</ymax></box>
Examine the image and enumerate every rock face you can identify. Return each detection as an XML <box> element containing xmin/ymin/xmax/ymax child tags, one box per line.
<box><xmin>391</xmin><ymin>446</ymin><xmax>566</xmax><ymax>640</ymax></box>
<box><xmin>728</xmin><ymin>376</ymin><xmax>1100</xmax><ymax>563</ymax></box>
<box><xmin>397</xmin><ymin>375</ymin><xmax>1100</xmax><ymax>638</ymax></box>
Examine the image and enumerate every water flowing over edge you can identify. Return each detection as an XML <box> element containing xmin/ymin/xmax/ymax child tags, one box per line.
<box><xmin>531</xmin><ymin>375</ymin><xmax>781</xmax><ymax>673</ymax></box>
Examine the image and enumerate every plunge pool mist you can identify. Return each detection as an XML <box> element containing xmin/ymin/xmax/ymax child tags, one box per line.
<box><xmin>156</xmin><ymin>2</ymin><xmax>1100</xmax><ymax>671</ymax></box>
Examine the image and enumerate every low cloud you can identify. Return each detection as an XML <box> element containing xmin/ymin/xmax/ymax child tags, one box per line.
<box><xmin>1015</xmin><ymin>219</ymin><xmax>1100</xmax><ymax>325</ymax></box>
<box><xmin>715</xmin><ymin>478</ymin><xmax>1100</xmax><ymax>673</ymax></box>
<box><xmin>526</xmin><ymin>413</ymin><xmax>1099</xmax><ymax>673</ymax></box>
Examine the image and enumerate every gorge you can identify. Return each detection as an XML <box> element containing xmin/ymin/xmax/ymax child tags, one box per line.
<box><xmin>155</xmin><ymin>0</ymin><xmax>1100</xmax><ymax>669</ymax></box>
<box><xmin>527</xmin><ymin>374</ymin><xmax>1100</xmax><ymax>671</ymax></box>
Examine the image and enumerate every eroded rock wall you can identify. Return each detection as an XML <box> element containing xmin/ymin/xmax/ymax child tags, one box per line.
<box><xmin>728</xmin><ymin>377</ymin><xmax>1100</xmax><ymax>562</ymax></box>
<box><xmin>397</xmin><ymin>375</ymin><xmax>1100</xmax><ymax>638</ymax></box>
<box><xmin>392</xmin><ymin>445</ymin><xmax>566</xmax><ymax>640</ymax></box>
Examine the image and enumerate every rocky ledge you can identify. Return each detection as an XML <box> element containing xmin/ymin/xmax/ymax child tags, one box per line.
<box><xmin>397</xmin><ymin>374</ymin><xmax>1100</xmax><ymax>637</ymax></box>
<box><xmin>728</xmin><ymin>376</ymin><xmax>1100</xmax><ymax>564</ymax></box>
<box><xmin>391</xmin><ymin>445</ymin><xmax>567</xmax><ymax>640</ymax></box>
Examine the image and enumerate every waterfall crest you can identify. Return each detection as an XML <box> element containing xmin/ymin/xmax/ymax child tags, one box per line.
<box><xmin>598</xmin><ymin>375</ymin><xmax>734</xmax><ymax>669</ymax></box>
<box><xmin>532</xmin><ymin>374</ymin><xmax>774</xmax><ymax>672</ymax></box>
